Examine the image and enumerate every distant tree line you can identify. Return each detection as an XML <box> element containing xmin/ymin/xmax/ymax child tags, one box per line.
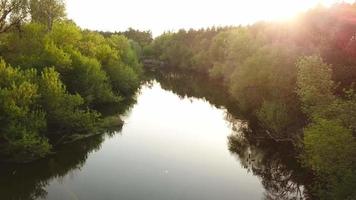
<box><xmin>97</xmin><ymin>28</ymin><xmax>153</xmax><ymax>59</ymax></box>
<box><xmin>147</xmin><ymin>3</ymin><xmax>356</xmax><ymax>199</ymax></box>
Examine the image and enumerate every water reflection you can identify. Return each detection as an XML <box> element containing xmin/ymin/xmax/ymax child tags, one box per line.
<box><xmin>148</xmin><ymin>70</ymin><xmax>245</xmax><ymax>118</ymax></box>
<box><xmin>0</xmin><ymin>134</ymin><xmax>106</xmax><ymax>200</ymax></box>
<box><xmin>0</xmin><ymin>70</ymin><xmax>314</xmax><ymax>200</ymax></box>
<box><xmin>153</xmin><ymin>70</ymin><xmax>314</xmax><ymax>200</ymax></box>
<box><xmin>227</xmin><ymin>118</ymin><xmax>311</xmax><ymax>200</ymax></box>
<box><xmin>0</xmin><ymin>105</ymin><xmax>128</xmax><ymax>200</ymax></box>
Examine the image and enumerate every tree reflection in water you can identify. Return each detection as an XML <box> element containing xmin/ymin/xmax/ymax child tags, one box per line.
<box><xmin>227</xmin><ymin>115</ymin><xmax>312</xmax><ymax>200</ymax></box>
<box><xmin>154</xmin><ymin>69</ymin><xmax>314</xmax><ymax>200</ymax></box>
<box><xmin>0</xmin><ymin>70</ymin><xmax>315</xmax><ymax>200</ymax></box>
<box><xmin>0</xmin><ymin>111</ymin><xmax>128</xmax><ymax>199</ymax></box>
<box><xmin>0</xmin><ymin>134</ymin><xmax>105</xmax><ymax>200</ymax></box>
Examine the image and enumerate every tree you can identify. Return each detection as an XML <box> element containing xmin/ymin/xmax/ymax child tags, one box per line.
<box><xmin>303</xmin><ymin>119</ymin><xmax>356</xmax><ymax>199</ymax></box>
<box><xmin>122</xmin><ymin>27</ymin><xmax>152</xmax><ymax>47</ymax></box>
<box><xmin>30</xmin><ymin>0</ymin><xmax>65</xmax><ymax>30</ymax></box>
<box><xmin>38</xmin><ymin>67</ymin><xmax>100</xmax><ymax>134</ymax></box>
<box><xmin>0</xmin><ymin>0</ymin><xmax>29</xmax><ymax>33</ymax></box>
<box><xmin>296</xmin><ymin>56</ymin><xmax>335</xmax><ymax>116</ymax></box>
<box><xmin>297</xmin><ymin>55</ymin><xmax>356</xmax><ymax>199</ymax></box>
<box><xmin>0</xmin><ymin>0</ymin><xmax>143</xmax><ymax>162</ymax></box>
<box><xmin>0</xmin><ymin>59</ymin><xmax>51</xmax><ymax>161</ymax></box>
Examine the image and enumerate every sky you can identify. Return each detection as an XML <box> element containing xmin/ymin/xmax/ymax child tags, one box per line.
<box><xmin>66</xmin><ymin>0</ymin><xmax>355</xmax><ymax>36</ymax></box>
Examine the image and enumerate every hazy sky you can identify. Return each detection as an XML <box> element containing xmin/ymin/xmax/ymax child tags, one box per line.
<box><xmin>66</xmin><ymin>0</ymin><xmax>354</xmax><ymax>36</ymax></box>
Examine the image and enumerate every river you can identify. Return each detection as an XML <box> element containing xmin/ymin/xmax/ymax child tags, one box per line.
<box><xmin>0</xmin><ymin>72</ymin><xmax>310</xmax><ymax>200</ymax></box>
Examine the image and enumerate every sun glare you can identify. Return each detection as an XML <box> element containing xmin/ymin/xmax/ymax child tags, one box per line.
<box><xmin>252</xmin><ymin>0</ymin><xmax>339</xmax><ymax>21</ymax></box>
<box><xmin>66</xmin><ymin>0</ymin><xmax>353</xmax><ymax>35</ymax></box>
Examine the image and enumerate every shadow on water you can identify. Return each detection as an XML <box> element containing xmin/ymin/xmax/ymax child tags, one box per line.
<box><xmin>150</xmin><ymin>69</ymin><xmax>314</xmax><ymax>200</ymax></box>
<box><xmin>0</xmin><ymin>133</ymin><xmax>107</xmax><ymax>200</ymax></box>
<box><xmin>0</xmin><ymin>99</ymin><xmax>134</xmax><ymax>200</ymax></box>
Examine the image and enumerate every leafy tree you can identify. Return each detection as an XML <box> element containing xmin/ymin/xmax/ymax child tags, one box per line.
<box><xmin>148</xmin><ymin>4</ymin><xmax>356</xmax><ymax>199</ymax></box>
<box><xmin>303</xmin><ymin>119</ymin><xmax>356</xmax><ymax>199</ymax></box>
<box><xmin>0</xmin><ymin>59</ymin><xmax>105</xmax><ymax>161</ymax></box>
<box><xmin>297</xmin><ymin>56</ymin><xmax>356</xmax><ymax>199</ymax></box>
<box><xmin>30</xmin><ymin>0</ymin><xmax>65</xmax><ymax>30</ymax></box>
<box><xmin>38</xmin><ymin>67</ymin><xmax>100</xmax><ymax>134</ymax></box>
<box><xmin>65</xmin><ymin>50</ymin><xmax>118</xmax><ymax>105</ymax></box>
<box><xmin>0</xmin><ymin>0</ymin><xmax>143</xmax><ymax>162</ymax></box>
<box><xmin>121</xmin><ymin>27</ymin><xmax>152</xmax><ymax>47</ymax></box>
<box><xmin>257</xmin><ymin>101</ymin><xmax>291</xmax><ymax>135</ymax></box>
<box><xmin>296</xmin><ymin>56</ymin><xmax>335</xmax><ymax>116</ymax></box>
<box><xmin>0</xmin><ymin>59</ymin><xmax>51</xmax><ymax>160</ymax></box>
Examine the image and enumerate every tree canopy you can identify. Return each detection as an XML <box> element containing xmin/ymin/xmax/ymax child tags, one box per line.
<box><xmin>0</xmin><ymin>0</ymin><xmax>143</xmax><ymax>162</ymax></box>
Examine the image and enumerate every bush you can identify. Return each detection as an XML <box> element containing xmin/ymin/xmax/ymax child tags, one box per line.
<box><xmin>0</xmin><ymin>60</ymin><xmax>51</xmax><ymax>160</ymax></box>
<box><xmin>0</xmin><ymin>60</ymin><xmax>103</xmax><ymax>161</ymax></box>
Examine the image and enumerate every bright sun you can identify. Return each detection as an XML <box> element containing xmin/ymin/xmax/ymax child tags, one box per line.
<box><xmin>66</xmin><ymin>0</ymin><xmax>352</xmax><ymax>36</ymax></box>
<box><xmin>252</xmin><ymin>0</ymin><xmax>338</xmax><ymax>21</ymax></box>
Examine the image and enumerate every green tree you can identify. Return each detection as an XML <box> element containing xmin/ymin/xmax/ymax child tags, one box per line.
<box><xmin>303</xmin><ymin>119</ymin><xmax>356</xmax><ymax>199</ymax></box>
<box><xmin>297</xmin><ymin>56</ymin><xmax>356</xmax><ymax>199</ymax></box>
<box><xmin>0</xmin><ymin>60</ymin><xmax>51</xmax><ymax>161</ymax></box>
<box><xmin>296</xmin><ymin>56</ymin><xmax>335</xmax><ymax>117</ymax></box>
<box><xmin>30</xmin><ymin>0</ymin><xmax>65</xmax><ymax>30</ymax></box>
<box><xmin>122</xmin><ymin>27</ymin><xmax>152</xmax><ymax>47</ymax></box>
<box><xmin>38</xmin><ymin>67</ymin><xmax>100</xmax><ymax>134</ymax></box>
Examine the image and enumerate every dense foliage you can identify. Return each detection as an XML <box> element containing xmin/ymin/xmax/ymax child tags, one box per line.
<box><xmin>297</xmin><ymin>56</ymin><xmax>356</xmax><ymax>199</ymax></box>
<box><xmin>0</xmin><ymin>0</ymin><xmax>142</xmax><ymax>161</ymax></box>
<box><xmin>148</xmin><ymin>3</ymin><xmax>356</xmax><ymax>199</ymax></box>
<box><xmin>98</xmin><ymin>28</ymin><xmax>153</xmax><ymax>59</ymax></box>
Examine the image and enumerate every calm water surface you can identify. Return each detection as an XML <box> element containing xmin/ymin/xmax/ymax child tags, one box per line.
<box><xmin>0</xmin><ymin>75</ymin><xmax>308</xmax><ymax>200</ymax></box>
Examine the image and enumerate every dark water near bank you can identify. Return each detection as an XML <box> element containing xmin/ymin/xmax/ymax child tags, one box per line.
<box><xmin>0</xmin><ymin>72</ymin><xmax>311</xmax><ymax>200</ymax></box>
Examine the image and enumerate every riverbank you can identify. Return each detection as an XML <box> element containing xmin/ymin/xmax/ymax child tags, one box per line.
<box><xmin>0</xmin><ymin>79</ymin><xmax>311</xmax><ymax>200</ymax></box>
<box><xmin>0</xmin><ymin>115</ymin><xmax>125</xmax><ymax>164</ymax></box>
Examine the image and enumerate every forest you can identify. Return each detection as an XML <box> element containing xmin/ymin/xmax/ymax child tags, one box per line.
<box><xmin>0</xmin><ymin>0</ymin><xmax>144</xmax><ymax>162</ymax></box>
<box><xmin>0</xmin><ymin>0</ymin><xmax>355</xmax><ymax>200</ymax></box>
<box><xmin>145</xmin><ymin>3</ymin><xmax>356</xmax><ymax>199</ymax></box>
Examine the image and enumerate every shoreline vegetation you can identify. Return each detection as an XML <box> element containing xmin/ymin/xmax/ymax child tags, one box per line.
<box><xmin>0</xmin><ymin>0</ymin><xmax>148</xmax><ymax>163</ymax></box>
<box><xmin>0</xmin><ymin>0</ymin><xmax>355</xmax><ymax>199</ymax></box>
<box><xmin>145</xmin><ymin>3</ymin><xmax>356</xmax><ymax>199</ymax></box>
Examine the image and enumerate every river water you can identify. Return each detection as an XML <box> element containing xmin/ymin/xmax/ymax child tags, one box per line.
<box><xmin>0</xmin><ymin>73</ymin><xmax>309</xmax><ymax>200</ymax></box>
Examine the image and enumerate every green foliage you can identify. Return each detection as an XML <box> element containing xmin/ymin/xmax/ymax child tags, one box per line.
<box><xmin>38</xmin><ymin>67</ymin><xmax>100</xmax><ymax>134</ymax></box>
<box><xmin>77</xmin><ymin>31</ymin><xmax>142</xmax><ymax>98</ymax></box>
<box><xmin>0</xmin><ymin>0</ymin><xmax>142</xmax><ymax>162</ymax></box>
<box><xmin>297</xmin><ymin>56</ymin><xmax>335</xmax><ymax>115</ymax></box>
<box><xmin>0</xmin><ymin>61</ymin><xmax>81</xmax><ymax>159</ymax></box>
<box><xmin>303</xmin><ymin>119</ymin><xmax>356</xmax><ymax>199</ymax></box>
<box><xmin>103</xmin><ymin>63</ymin><xmax>139</xmax><ymax>96</ymax></box>
<box><xmin>8</xmin><ymin>132</ymin><xmax>51</xmax><ymax>161</ymax></box>
<box><xmin>304</xmin><ymin>119</ymin><xmax>355</xmax><ymax>175</ymax></box>
<box><xmin>297</xmin><ymin>55</ymin><xmax>356</xmax><ymax>199</ymax></box>
<box><xmin>0</xmin><ymin>23</ymin><xmax>48</xmax><ymax>69</ymax></box>
<box><xmin>146</xmin><ymin>33</ymin><xmax>173</xmax><ymax>59</ymax></box>
<box><xmin>122</xmin><ymin>28</ymin><xmax>152</xmax><ymax>47</ymax></box>
<box><xmin>30</xmin><ymin>0</ymin><xmax>66</xmax><ymax>29</ymax></box>
<box><xmin>0</xmin><ymin>58</ymin><xmax>107</xmax><ymax>161</ymax></box>
<box><xmin>0</xmin><ymin>20</ymin><xmax>142</xmax><ymax>105</ymax></box>
<box><xmin>257</xmin><ymin>101</ymin><xmax>291</xmax><ymax>134</ymax></box>
<box><xmin>148</xmin><ymin>4</ymin><xmax>356</xmax><ymax>199</ymax></box>
<box><xmin>209</xmin><ymin>28</ymin><xmax>257</xmax><ymax>80</ymax></box>
<box><xmin>0</xmin><ymin>60</ymin><xmax>50</xmax><ymax>160</ymax></box>
<box><xmin>230</xmin><ymin>45</ymin><xmax>297</xmax><ymax>102</ymax></box>
<box><xmin>48</xmin><ymin>21</ymin><xmax>82</xmax><ymax>49</ymax></box>
<box><xmin>65</xmin><ymin>51</ymin><xmax>118</xmax><ymax>105</ymax></box>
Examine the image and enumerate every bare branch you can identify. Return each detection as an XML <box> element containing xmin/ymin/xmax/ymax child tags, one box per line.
<box><xmin>0</xmin><ymin>0</ymin><xmax>28</xmax><ymax>34</ymax></box>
